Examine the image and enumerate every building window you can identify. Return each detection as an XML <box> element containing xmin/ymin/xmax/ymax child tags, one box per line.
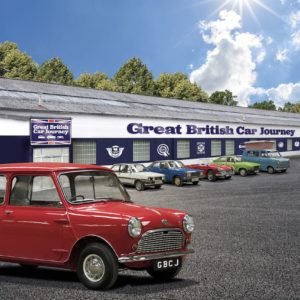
<box><xmin>133</xmin><ymin>140</ymin><xmax>150</xmax><ymax>162</ymax></box>
<box><xmin>73</xmin><ymin>141</ymin><xmax>96</xmax><ymax>164</ymax></box>
<box><xmin>287</xmin><ymin>139</ymin><xmax>293</xmax><ymax>151</ymax></box>
<box><xmin>211</xmin><ymin>140</ymin><xmax>221</xmax><ymax>157</ymax></box>
<box><xmin>225</xmin><ymin>140</ymin><xmax>235</xmax><ymax>155</ymax></box>
<box><xmin>0</xmin><ymin>175</ymin><xmax>6</xmax><ymax>204</ymax></box>
<box><xmin>177</xmin><ymin>140</ymin><xmax>190</xmax><ymax>159</ymax></box>
<box><xmin>33</xmin><ymin>147</ymin><xmax>69</xmax><ymax>163</ymax></box>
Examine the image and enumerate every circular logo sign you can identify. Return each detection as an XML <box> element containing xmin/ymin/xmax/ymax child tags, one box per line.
<box><xmin>157</xmin><ymin>144</ymin><xmax>170</xmax><ymax>157</ymax></box>
<box><xmin>295</xmin><ymin>141</ymin><xmax>300</xmax><ymax>147</ymax></box>
<box><xmin>278</xmin><ymin>142</ymin><xmax>284</xmax><ymax>148</ymax></box>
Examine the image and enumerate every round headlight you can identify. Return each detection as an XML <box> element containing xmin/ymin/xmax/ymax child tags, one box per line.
<box><xmin>128</xmin><ymin>217</ymin><xmax>142</xmax><ymax>238</ymax></box>
<box><xmin>183</xmin><ymin>215</ymin><xmax>195</xmax><ymax>233</ymax></box>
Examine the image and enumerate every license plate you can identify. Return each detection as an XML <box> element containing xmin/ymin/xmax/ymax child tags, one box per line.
<box><xmin>192</xmin><ymin>177</ymin><xmax>199</xmax><ymax>182</ymax></box>
<box><xmin>154</xmin><ymin>257</ymin><xmax>181</xmax><ymax>271</ymax></box>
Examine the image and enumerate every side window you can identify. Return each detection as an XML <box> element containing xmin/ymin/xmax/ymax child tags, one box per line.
<box><xmin>10</xmin><ymin>175</ymin><xmax>62</xmax><ymax>207</ymax></box>
<box><xmin>0</xmin><ymin>175</ymin><xmax>7</xmax><ymax>204</ymax></box>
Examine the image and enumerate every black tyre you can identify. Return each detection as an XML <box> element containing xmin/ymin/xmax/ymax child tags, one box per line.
<box><xmin>267</xmin><ymin>166</ymin><xmax>275</xmax><ymax>174</ymax></box>
<box><xmin>207</xmin><ymin>170</ymin><xmax>217</xmax><ymax>181</ymax></box>
<box><xmin>173</xmin><ymin>176</ymin><xmax>183</xmax><ymax>187</ymax></box>
<box><xmin>225</xmin><ymin>176</ymin><xmax>232</xmax><ymax>180</ymax></box>
<box><xmin>77</xmin><ymin>243</ymin><xmax>118</xmax><ymax>290</ymax></box>
<box><xmin>19</xmin><ymin>264</ymin><xmax>38</xmax><ymax>270</ymax></box>
<box><xmin>192</xmin><ymin>181</ymin><xmax>199</xmax><ymax>185</ymax></box>
<box><xmin>135</xmin><ymin>180</ymin><xmax>145</xmax><ymax>191</ymax></box>
<box><xmin>239</xmin><ymin>168</ymin><xmax>247</xmax><ymax>177</ymax></box>
<box><xmin>155</xmin><ymin>185</ymin><xmax>162</xmax><ymax>189</ymax></box>
<box><xmin>147</xmin><ymin>260</ymin><xmax>182</xmax><ymax>281</ymax></box>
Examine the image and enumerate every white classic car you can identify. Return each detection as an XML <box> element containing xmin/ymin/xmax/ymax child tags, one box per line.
<box><xmin>111</xmin><ymin>163</ymin><xmax>165</xmax><ymax>191</ymax></box>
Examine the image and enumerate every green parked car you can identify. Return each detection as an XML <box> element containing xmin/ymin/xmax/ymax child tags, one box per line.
<box><xmin>213</xmin><ymin>156</ymin><xmax>260</xmax><ymax>177</ymax></box>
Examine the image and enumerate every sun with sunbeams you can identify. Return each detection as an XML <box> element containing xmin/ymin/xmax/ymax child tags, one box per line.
<box><xmin>208</xmin><ymin>0</ymin><xmax>280</xmax><ymax>24</ymax></box>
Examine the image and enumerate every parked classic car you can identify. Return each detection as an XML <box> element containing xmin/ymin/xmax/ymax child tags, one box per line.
<box><xmin>213</xmin><ymin>155</ymin><xmax>260</xmax><ymax>176</ymax></box>
<box><xmin>146</xmin><ymin>160</ymin><xmax>204</xmax><ymax>186</ymax></box>
<box><xmin>185</xmin><ymin>162</ymin><xmax>233</xmax><ymax>181</ymax></box>
<box><xmin>242</xmin><ymin>149</ymin><xmax>290</xmax><ymax>173</ymax></box>
<box><xmin>0</xmin><ymin>163</ymin><xmax>195</xmax><ymax>290</ymax></box>
<box><xmin>111</xmin><ymin>163</ymin><xmax>165</xmax><ymax>191</ymax></box>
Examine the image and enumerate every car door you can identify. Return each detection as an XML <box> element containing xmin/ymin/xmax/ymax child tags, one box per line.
<box><xmin>0</xmin><ymin>173</ymin><xmax>72</xmax><ymax>262</ymax></box>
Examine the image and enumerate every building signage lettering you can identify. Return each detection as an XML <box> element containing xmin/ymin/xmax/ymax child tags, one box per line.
<box><xmin>127</xmin><ymin>123</ymin><xmax>296</xmax><ymax>137</ymax></box>
<box><xmin>30</xmin><ymin>118</ymin><xmax>71</xmax><ymax>145</ymax></box>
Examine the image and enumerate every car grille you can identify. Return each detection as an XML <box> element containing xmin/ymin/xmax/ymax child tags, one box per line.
<box><xmin>254</xmin><ymin>166</ymin><xmax>260</xmax><ymax>170</ymax></box>
<box><xmin>154</xmin><ymin>176</ymin><xmax>162</xmax><ymax>180</ymax></box>
<box><xmin>190</xmin><ymin>171</ymin><xmax>200</xmax><ymax>178</ymax></box>
<box><xmin>137</xmin><ymin>229</ymin><xmax>184</xmax><ymax>253</ymax></box>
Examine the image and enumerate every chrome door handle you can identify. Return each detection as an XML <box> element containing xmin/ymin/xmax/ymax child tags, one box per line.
<box><xmin>5</xmin><ymin>210</ymin><xmax>13</xmax><ymax>215</ymax></box>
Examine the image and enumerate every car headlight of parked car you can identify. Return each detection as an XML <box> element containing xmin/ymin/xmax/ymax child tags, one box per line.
<box><xmin>186</xmin><ymin>172</ymin><xmax>192</xmax><ymax>178</ymax></box>
<box><xmin>183</xmin><ymin>215</ymin><xmax>195</xmax><ymax>233</ymax></box>
<box><xmin>148</xmin><ymin>177</ymin><xmax>153</xmax><ymax>181</ymax></box>
<box><xmin>128</xmin><ymin>217</ymin><xmax>142</xmax><ymax>237</ymax></box>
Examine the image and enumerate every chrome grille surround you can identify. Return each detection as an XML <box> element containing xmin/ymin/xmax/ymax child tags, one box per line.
<box><xmin>137</xmin><ymin>228</ymin><xmax>184</xmax><ymax>254</ymax></box>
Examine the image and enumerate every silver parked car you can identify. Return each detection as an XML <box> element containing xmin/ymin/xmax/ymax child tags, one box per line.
<box><xmin>111</xmin><ymin>163</ymin><xmax>165</xmax><ymax>191</ymax></box>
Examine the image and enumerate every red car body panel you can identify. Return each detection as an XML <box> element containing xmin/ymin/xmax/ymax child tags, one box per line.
<box><xmin>0</xmin><ymin>163</ymin><xmax>193</xmax><ymax>270</ymax></box>
<box><xmin>185</xmin><ymin>163</ymin><xmax>233</xmax><ymax>179</ymax></box>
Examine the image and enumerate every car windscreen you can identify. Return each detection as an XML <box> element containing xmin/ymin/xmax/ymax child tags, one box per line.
<box><xmin>59</xmin><ymin>170</ymin><xmax>130</xmax><ymax>204</ymax></box>
<box><xmin>133</xmin><ymin>164</ymin><xmax>145</xmax><ymax>172</ymax></box>
<box><xmin>267</xmin><ymin>151</ymin><xmax>281</xmax><ymax>158</ymax></box>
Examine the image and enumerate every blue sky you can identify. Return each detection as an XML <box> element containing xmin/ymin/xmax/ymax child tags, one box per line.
<box><xmin>1</xmin><ymin>0</ymin><xmax>300</xmax><ymax>106</ymax></box>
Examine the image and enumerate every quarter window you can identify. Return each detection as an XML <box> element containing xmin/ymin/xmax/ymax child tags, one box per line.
<box><xmin>73</xmin><ymin>140</ymin><xmax>97</xmax><ymax>164</ymax></box>
<box><xmin>133</xmin><ymin>141</ymin><xmax>150</xmax><ymax>162</ymax></box>
<box><xmin>0</xmin><ymin>176</ymin><xmax>6</xmax><ymax>204</ymax></box>
<box><xmin>177</xmin><ymin>140</ymin><xmax>190</xmax><ymax>159</ymax></box>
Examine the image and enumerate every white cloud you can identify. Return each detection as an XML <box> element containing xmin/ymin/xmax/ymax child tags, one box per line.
<box><xmin>190</xmin><ymin>10</ymin><xmax>265</xmax><ymax>106</ymax></box>
<box><xmin>276</xmin><ymin>49</ymin><xmax>289</xmax><ymax>62</ymax></box>
<box><xmin>266</xmin><ymin>36</ymin><xmax>273</xmax><ymax>45</ymax></box>
<box><xmin>188</xmin><ymin>64</ymin><xmax>194</xmax><ymax>70</ymax></box>
<box><xmin>253</xmin><ymin>83</ymin><xmax>300</xmax><ymax>107</ymax></box>
<box><xmin>292</xmin><ymin>30</ymin><xmax>300</xmax><ymax>49</ymax></box>
<box><xmin>290</xmin><ymin>11</ymin><xmax>300</xmax><ymax>29</ymax></box>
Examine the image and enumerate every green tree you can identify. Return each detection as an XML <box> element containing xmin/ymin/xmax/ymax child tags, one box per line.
<box><xmin>249</xmin><ymin>100</ymin><xmax>276</xmax><ymax>111</ymax></box>
<box><xmin>154</xmin><ymin>72</ymin><xmax>208</xmax><ymax>102</ymax></box>
<box><xmin>113</xmin><ymin>57</ymin><xmax>154</xmax><ymax>95</ymax></box>
<box><xmin>0</xmin><ymin>41</ymin><xmax>37</xmax><ymax>79</ymax></box>
<box><xmin>209</xmin><ymin>90</ymin><xmax>238</xmax><ymax>106</ymax></box>
<box><xmin>75</xmin><ymin>72</ymin><xmax>109</xmax><ymax>89</ymax></box>
<box><xmin>279</xmin><ymin>101</ymin><xmax>300</xmax><ymax>113</ymax></box>
<box><xmin>36</xmin><ymin>57</ymin><xmax>73</xmax><ymax>84</ymax></box>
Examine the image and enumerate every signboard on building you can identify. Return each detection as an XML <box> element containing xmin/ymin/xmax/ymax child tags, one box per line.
<box><xmin>30</xmin><ymin>118</ymin><xmax>72</xmax><ymax>145</ymax></box>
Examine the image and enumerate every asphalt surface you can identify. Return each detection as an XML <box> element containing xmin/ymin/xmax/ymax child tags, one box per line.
<box><xmin>0</xmin><ymin>158</ymin><xmax>299</xmax><ymax>299</ymax></box>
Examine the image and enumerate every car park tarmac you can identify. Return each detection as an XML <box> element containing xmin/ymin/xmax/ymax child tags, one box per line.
<box><xmin>0</xmin><ymin>157</ymin><xmax>299</xmax><ymax>299</ymax></box>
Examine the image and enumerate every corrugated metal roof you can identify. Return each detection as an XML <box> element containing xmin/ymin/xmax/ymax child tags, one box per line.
<box><xmin>0</xmin><ymin>77</ymin><xmax>300</xmax><ymax>126</ymax></box>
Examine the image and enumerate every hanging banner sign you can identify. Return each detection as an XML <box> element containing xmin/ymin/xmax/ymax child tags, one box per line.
<box><xmin>30</xmin><ymin>118</ymin><xmax>72</xmax><ymax>145</ymax></box>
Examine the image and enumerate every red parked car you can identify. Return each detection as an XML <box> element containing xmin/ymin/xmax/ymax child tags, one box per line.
<box><xmin>0</xmin><ymin>163</ymin><xmax>194</xmax><ymax>290</ymax></box>
<box><xmin>185</xmin><ymin>162</ymin><xmax>233</xmax><ymax>181</ymax></box>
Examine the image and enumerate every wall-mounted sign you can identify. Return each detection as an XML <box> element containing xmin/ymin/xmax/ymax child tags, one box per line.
<box><xmin>30</xmin><ymin>118</ymin><xmax>71</xmax><ymax>145</ymax></box>
<box><xmin>197</xmin><ymin>142</ymin><xmax>205</xmax><ymax>154</ymax></box>
<box><xmin>106</xmin><ymin>145</ymin><xmax>124</xmax><ymax>158</ymax></box>
<box><xmin>157</xmin><ymin>144</ymin><xmax>170</xmax><ymax>157</ymax></box>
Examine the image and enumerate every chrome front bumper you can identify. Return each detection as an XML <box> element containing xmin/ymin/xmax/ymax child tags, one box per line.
<box><xmin>118</xmin><ymin>249</ymin><xmax>195</xmax><ymax>264</ymax></box>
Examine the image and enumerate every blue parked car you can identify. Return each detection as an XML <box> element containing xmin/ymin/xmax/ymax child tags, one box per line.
<box><xmin>146</xmin><ymin>160</ymin><xmax>204</xmax><ymax>186</ymax></box>
<box><xmin>242</xmin><ymin>149</ymin><xmax>290</xmax><ymax>174</ymax></box>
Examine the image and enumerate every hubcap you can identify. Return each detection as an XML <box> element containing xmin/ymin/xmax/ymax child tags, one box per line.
<box><xmin>175</xmin><ymin>178</ymin><xmax>181</xmax><ymax>186</ymax></box>
<box><xmin>83</xmin><ymin>254</ymin><xmax>105</xmax><ymax>282</ymax></box>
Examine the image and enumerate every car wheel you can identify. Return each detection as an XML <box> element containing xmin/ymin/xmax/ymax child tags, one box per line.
<box><xmin>192</xmin><ymin>181</ymin><xmax>199</xmax><ymax>185</ymax></box>
<box><xmin>225</xmin><ymin>176</ymin><xmax>231</xmax><ymax>180</ymax></box>
<box><xmin>207</xmin><ymin>170</ymin><xmax>217</xmax><ymax>181</ymax></box>
<box><xmin>173</xmin><ymin>176</ymin><xmax>183</xmax><ymax>187</ymax></box>
<box><xmin>239</xmin><ymin>168</ymin><xmax>247</xmax><ymax>177</ymax></box>
<box><xmin>135</xmin><ymin>180</ymin><xmax>145</xmax><ymax>191</ymax></box>
<box><xmin>267</xmin><ymin>166</ymin><xmax>275</xmax><ymax>174</ymax></box>
<box><xmin>155</xmin><ymin>185</ymin><xmax>162</xmax><ymax>189</ymax></box>
<box><xmin>77</xmin><ymin>243</ymin><xmax>118</xmax><ymax>290</ymax></box>
<box><xmin>147</xmin><ymin>260</ymin><xmax>182</xmax><ymax>281</ymax></box>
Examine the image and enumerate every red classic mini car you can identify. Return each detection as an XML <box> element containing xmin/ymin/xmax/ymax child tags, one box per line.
<box><xmin>0</xmin><ymin>163</ymin><xmax>194</xmax><ymax>290</ymax></box>
<box><xmin>184</xmin><ymin>162</ymin><xmax>233</xmax><ymax>181</ymax></box>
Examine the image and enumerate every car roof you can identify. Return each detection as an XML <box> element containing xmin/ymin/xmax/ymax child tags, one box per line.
<box><xmin>0</xmin><ymin>162</ymin><xmax>112</xmax><ymax>173</ymax></box>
